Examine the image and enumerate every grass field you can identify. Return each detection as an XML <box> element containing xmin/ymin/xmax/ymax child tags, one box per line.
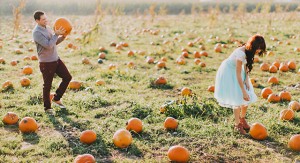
<box><xmin>0</xmin><ymin>11</ymin><xmax>300</xmax><ymax>162</ymax></box>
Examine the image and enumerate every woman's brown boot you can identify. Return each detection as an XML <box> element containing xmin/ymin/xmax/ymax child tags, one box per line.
<box><xmin>234</xmin><ymin>123</ymin><xmax>246</xmax><ymax>135</ymax></box>
<box><xmin>240</xmin><ymin>117</ymin><xmax>250</xmax><ymax>130</ymax></box>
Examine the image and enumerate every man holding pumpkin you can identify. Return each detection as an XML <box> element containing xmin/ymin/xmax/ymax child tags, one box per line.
<box><xmin>32</xmin><ymin>11</ymin><xmax>72</xmax><ymax>113</ymax></box>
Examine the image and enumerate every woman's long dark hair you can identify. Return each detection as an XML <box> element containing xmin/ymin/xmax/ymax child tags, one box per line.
<box><xmin>243</xmin><ymin>34</ymin><xmax>266</xmax><ymax>73</ymax></box>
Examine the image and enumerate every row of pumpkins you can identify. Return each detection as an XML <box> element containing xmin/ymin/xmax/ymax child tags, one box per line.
<box><xmin>2</xmin><ymin>112</ymin><xmax>189</xmax><ymax>162</ymax></box>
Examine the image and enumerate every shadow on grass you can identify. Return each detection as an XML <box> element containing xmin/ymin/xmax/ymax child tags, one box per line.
<box><xmin>46</xmin><ymin>108</ymin><xmax>111</xmax><ymax>160</ymax></box>
<box><xmin>22</xmin><ymin>133</ymin><xmax>40</xmax><ymax>144</ymax></box>
<box><xmin>114</xmin><ymin>143</ymin><xmax>143</xmax><ymax>158</ymax></box>
<box><xmin>3</xmin><ymin>124</ymin><xmax>19</xmax><ymax>133</ymax></box>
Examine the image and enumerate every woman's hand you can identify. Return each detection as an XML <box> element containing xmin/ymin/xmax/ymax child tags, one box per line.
<box><xmin>243</xmin><ymin>91</ymin><xmax>250</xmax><ymax>101</ymax></box>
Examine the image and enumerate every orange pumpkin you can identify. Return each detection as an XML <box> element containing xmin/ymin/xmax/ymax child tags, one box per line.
<box><xmin>269</xmin><ymin>65</ymin><xmax>277</xmax><ymax>73</ymax></box>
<box><xmin>164</xmin><ymin>117</ymin><xmax>178</xmax><ymax>130</ymax></box>
<box><xmin>108</xmin><ymin>64</ymin><xmax>117</xmax><ymax>70</ymax></box>
<box><xmin>267</xmin><ymin>93</ymin><xmax>280</xmax><ymax>103</ymax></box>
<box><xmin>0</xmin><ymin>58</ymin><xmax>5</xmax><ymax>64</ymax></box>
<box><xmin>250</xmin><ymin>78</ymin><xmax>258</xmax><ymax>88</ymax></box>
<box><xmin>126</xmin><ymin>118</ymin><xmax>143</xmax><ymax>133</ymax></box>
<box><xmin>127</xmin><ymin>61</ymin><xmax>135</xmax><ymax>68</ymax></box>
<box><xmin>261</xmin><ymin>88</ymin><xmax>273</xmax><ymax>99</ymax></box>
<box><xmin>80</xmin><ymin>130</ymin><xmax>97</xmax><ymax>144</ymax></box>
<box><xmin>181</xmin><ymin>52</ymin><xmax>189</xmax><ymax>58</ymax></box>
<box><xmin>280</xmin><ymin>109</ymin><xmax>294</xmax><ymax>121</ymax></box>
<box><xmin>23</xmin><ymin>56</ymin><xmax>31</xmax><ymax>61</ymax></box>
<box><xmin>161</xmin><ymin>57</ymin><xmax>167</xmax><ymax>62</ymax></box>
<box><xmin>98</xmin><ymin>52</ymin><xmax>106</xmax><ymax>59</ymax></box>
<box><xmin>288</xmin><ymin>134</ymin><xmax>300</xmax><ymax>152</ymax></box>
<box><xmin>121</xmin><ymin>42</ymin><xmax>129</xmax><ymax>47</ymax></box>
<box><xmin>279</xmin><ymin>91</ymin><xmax>291</xmax><ymax>101</ymax></box>
<box><xmin>199</xmin><ymin>45</ymin><xmax>205</xmax><ymax>50</ymax></box>
<box><xmin>159</xmin><ymin>105</ymin><xmax>166</xmax><ymax>114</ymax></box>
<box><xmin>68</xmin><ymin>80</ymin><xmax>82</xmax><ymax>89</ymax></box>
<box><xmin>99</xmin><ymin>46</ymin><xmax>105</xmax><ymax>52</ymax></box>
<box><xmin>10</xmin><ymin>60</ymin><xmax>18</xmax><ymax>66</ymax></box>
<box><xmin>19</xmin><ymin>117</ymin><xmax>38</xmax><ymax>133</ymax></box>
<box><xmin>253</xmin><ymin>57</ymin><xmax>260</xmax><ymax>63</ymax></box>
<box><xmin>194</xmin><ymin>59</ymin><xmax>201</xmax><ymax>65</ymax></box>
<box><xmin>74</xmin><ymin>154</ymin><xmax>96</xmax><ymax>163</ymax></box>
<box><xmin>110</xmin><ymin>42</ymin><xmax>116</xmax><ymax>47</ymax></box>
<box><xmin>279</xmin><ymin>63</ymin><xmax>289</xmax><ymax>72</ymax></box>
<box><xmin>193</xmin><ymin>51</ymin><xmax>201</xmax><ymax>58</ymax></box>
<box><xmin>181</xmin><ymin>87</ymin><xmax>192</xmax><ymax>96</ymax></box>
<box><xmin>20</xmin><ymin>77</ymin><xmax>31</xmax><ymax>87</ymax></box>
<box><xmin>30</xmin><ymin>55</ymin><xmax>38</xmax><ymax>60</ymax></box>
<box><xmin>156</xmin><ymin>61</ymin><xmax>166</xmax><ymax>69</ymax></box>
<box><xmin>199</xmin><ymin>62</ymin><xmax>206</xmax><ymax>67</ymax></box>
<box><xmin>272</xmin><ymin>61</ymin><xmax>280</xmax><ymax>69</ymax></box>
<box><xmin>2</xmin><ymin>112</ymin><xmax>19</xmax><ymax>125</ymax></box>
<box><xmin>207</xmin><ymin>85</ymin><xmax>215</xmax><ymax>92</ymax></box>
<box><xmin>267</xmin><ymin>76</ymin><xmax>279</xmax><ymax>85</ymax></box>
<box><xmin>127</xmin><ymin>50</ymin><xmax>134</xmax><ymax>57</ymax></box>
<box><xmin>82</xmin><ymin>58</ymin><xmax>90</xmax><ymax>64</ymax></box>
<box><xmin>260</xmin><ymin>63</ymin><xmax>270</xmax><ymax>71</ymax></box>
<box><xmin>15</xmin><ymin>49</ymin><xmax>23</xmax><ymax>54</ymax></box>
<box><xmin>167</xmin><ymin>145</ymin><xmax>190</xmax><ymax>162</ymax></box>
<box><xmin>214</xmin><ymin>45</ymin><xmax>222</xmax><ymax>53</ymax></box>
<box><xmin>249</xmin><ymin>122</ymin><xmax>268</xmax><ymax>140</ymax></box>
<box><xmin>146</xmin><ymin>57</ymin><xmax>154</xmax><ymax>64</ymax></box>
<box><xmin>2</xmin><ymin>80</ymin><xmax>13</xmax><ymax>89</ymax></box>
<box><xmin>53</xmin><ymin>17</ymin><xmax>72</xmax><ymax>36</ymax></box>
<box><xmin>294</xmin><ymin>47</ymin><xmax>300</xmax><ymax>52</ymax></box>
<box><xmin>22</xmin><ymin>66</ymin><xmax>33</xmax><ymax>75</ymax></box>
<box><xmin>113</xmin><ymin>129</ymin><xmax>132</xmax><ymax>148</ymax></box>
<box><xmin>287</xmin><ymin>61</ymin><xmax>296</xmax><ymax>70</ymax></box>
<box><xmin>95</xmin><ymin>80</ymin><xmax>105</xmax><ymax>86</ymax></box>
<box><xmin>154</xmin><ymin>77</ymin><xmax>167</xmax><ymax>85</ymax></box>
<box><xmin>200</xmin><ymin>51</ymin><xmax>208</xmax><ymax>57</ymax></box>
<box><xmin>187</xmin><ymin>42</ymin><xmax>193</xmax><ymax>47</ymax></box>
<box><xmin>266</xmin><ymin>51</ymin><xmax>274</xmax><ymax>57</ymax></box>
<box><xmin>289</xmin><ymin>101</ymin><xmax>300</xmax><ymax>111</ymax></box>
<box><xmin>176</xmin><ymin>58</ymin><xmax>186</xmax><ymax>65</ymax></box>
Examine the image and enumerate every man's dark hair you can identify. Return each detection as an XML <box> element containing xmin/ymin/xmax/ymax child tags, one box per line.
<box><xmin>33</xmin><ymin>11</ymin><xmax>44</xmax><ymax>20</ymax></box>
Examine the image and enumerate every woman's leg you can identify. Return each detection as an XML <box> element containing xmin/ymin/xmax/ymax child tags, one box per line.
<box><xmin>233</xmin><ymin>107</ymin><xmax>241</xmax><ymax>125</ymax></box>
<box><xmin>240</xmin><ymin>105</ymin><xmax>248</xmax><ymax>118</ymax></box>
<box><xmin>240</xmin><ymin>105</ymin><xmax>250</xmax><ymax>129</ymax></box>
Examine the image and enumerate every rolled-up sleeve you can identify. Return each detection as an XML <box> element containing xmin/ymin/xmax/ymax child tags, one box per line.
<box><xmin>33</xmin><ymin>31</ymin><xmax>58</xmax><ymax>49</ymax></box>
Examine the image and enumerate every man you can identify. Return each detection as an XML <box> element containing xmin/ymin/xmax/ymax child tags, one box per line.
<box><xmin>32</xmin><ymin>11</ymin><xmax>72</xmax><ymax>113</ymax></box>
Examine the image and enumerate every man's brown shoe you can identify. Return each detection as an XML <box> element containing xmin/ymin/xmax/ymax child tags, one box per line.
<box><xmin>52</xmin><ymin>100</ymin><xmax>66</xmax><ymax>109</ymax></box>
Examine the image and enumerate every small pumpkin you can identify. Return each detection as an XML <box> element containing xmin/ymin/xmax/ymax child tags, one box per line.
<box><xmin>146</xmin><ymin>56</ymin><xmax>154</xmax><ymax>64</ymax></box>
<box><xmin>214</xmin><ymin>45</ymin><xmax>222</xmax><ymax>53</ymax></box>
<box><xmin>167</xmin><ymin>145</ymin><xmax>190</xmax><ymax>162</ymax></box>
<box><xmin>2</xmin><ymin>80</ymin><xmax>13</xmax><ymax>89</ymax></box>
<box><xmin>2</xmin><ymin>112</ymin><xmax>19</xmax><ymax>125</ymax></box>
<box><xmin>126</xmin><ymin>118</ymin><xmax>143</xmax><ymax>133</ymax></box>
<box><xmin>164</xmin><ymin>117</ymin><xmax>178</xmax><ymax>130</ymax></box>
<box><xmin>279</xmin><ymin>91</ymin><xmax>291</xmax><ymax>101</ymax></box>
<box><xmin>261</xmin><ymin>88</ymin><xmax>273</xmax><ymax>99</ymax></box>
<box><xmin>95</xmin><ymin>80</ymin><xmax>105</xmax><ymax>86</ymax></box>
<box><xmin>200</xmin><ymin>51</ymin><xmax>208</xmax><ymax>57</ymax></box>
<box><xmin>108</xmin><ymin>64</ymin><xmax>117</xmax><ymax>70</ymax></box>
<box><xmin>280</xmin><ymin>109</ymin><xmax>294</xmax><ymax>121</ymax></box>
<box><xmin>10</xmin><ymin>60</ymin><xmax>18</xmax><ymax>66</ymax></box>
<box><xmin>288</xmin><ymin>101</ymin><xmax>300</xmax><ymax>111</ymax></box>
<box><xmin>249</xmin><ymin>122</ymin><xmax>268</xmax><ymax>140</ymax></box>
<box><xmin>288</xmin><ymin>134</ymin><xmax>300</xmax><ymax>152</ymax></box>
<box><xmin>113</xmin><ymin>129</ymin><xmax>132</xmax><ymax>148</ymax></box>
<box><xmin>176</xmin><ymin>58</ymin><xmax>186</xmax><ymax>65</ymax></box>
<box><xmin>74</xmin><ymin>154</ymin><xmax>96</xmax><ymax>163</ymax></box>
<box><xmin>80</xmin><ymin>130</ymin><xmax>97</xmax><ymax>144</ymax></box>
<box><xmin>272</xmin><ymin>61</ymin><xmax>280</xmax><ymax>69</ymax></box>
<box><xmin>20</xmin><ymin>77</ymin><xmax>31</xmax><ymax>87</ymax></box>
<box><xmin>260</xmin><ymin>63</ymin><xmax>270</xmax><ymax>71</ymax></box>
<box><xmin>207</xmin><ymin>85</ymin><xmax>215</xmax><ymax>92</ymax></box>
<box><xmin>287</xmin><ymin>61</ymin><xmax>296</xmax><ymax>70</ymax></box>
<box><xmin>68</xmin><ymin>80</ymin><xmax>82</xmax><ymax>89</ymax></box>
<box><xmin>98</xmin><ymin>52</ymin><xmax>106</xmax><ymax>59</ymax></box>
<box><xmin>19</xmin><ymin>117</ymin><xmax>38</xmax><ymax>133</ymax></box>
<box><xmin>154</xmin><ymin>77</ymin><xmax>167</xmax><ymax>85</ymax></box>
<box><xmin>194</xmin><ymin>59</ymin><xmax>201</xmax><ymax>65</ymax></box>
<box><xmin>22</xmin><ymin>66</ymin><xmax>33</xmax><ymax>75</ymax></box>
<box><xmin>267</xmin><ymin>93</ymin><xmax>280</xmax><ymax>103</ymax></box>
<box><xmin>127</xmin><ymin>50</ymin><xmax>134</xmax><ymax>57</ymax></box>
<box><xmin>30</xmin><ymin>55</ymin><xmax>38</xmax><ymax>60</ymax></box>
<box><xmin>82</xmin><ymin>58</ymin><xmax>90</xmax><ymax>64</ymax></box>
<box><xmin>156</xmin><ymin>61</ymin><xmax>166</xmax><ymax>69</ymax></box>
<box><xmin>269</xmin><ymin>65</ymin><xmax>277</xmax><ymax>73</ymax></box>
<box><xmin>0</xmin><ymin>58</ymin><xmax>5</xmax><ymax>64</ymax></box>
<box><xmin>193</xmin><ymin>51</ymin><xmax>201</xmax><ymax>58</ymax></box>
<box><xmin>181</xmin><ymin>87</ymin><xmax>192</xmax><ymax>96</ymax></box>
<box><xmin>279</xmin><ymin>63</ymin><xmax>289</xmax><ymax>72</ymax></box>
<box><xmin>181</xmin><ymin>52</ymin><xmax>189</xmax><ymax>58</ymax></box>
<box><xmin>267</xmin><ymin>76</ymin><xmax>279</xmax><ymax>85</ymax></box>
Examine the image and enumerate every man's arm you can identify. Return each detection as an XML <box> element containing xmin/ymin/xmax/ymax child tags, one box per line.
<box><xmin>33</xmin><ymin>31</ymin><xmax>58</xmax><ymax>49</ymax></box>
<box><xmin>56</xmin><ymin>36</ymin><xmax>66</xmax><ymax>45</ymax></box>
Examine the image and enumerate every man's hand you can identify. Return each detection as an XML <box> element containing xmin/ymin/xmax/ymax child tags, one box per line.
<box><xmin>54</xmin><ymin>26</ymin><xmax>66</xmax><ymax>35</ymax></box>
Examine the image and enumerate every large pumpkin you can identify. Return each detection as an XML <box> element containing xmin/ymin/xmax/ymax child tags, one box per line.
<box><xmin>53</xmin><ymin>18</ymin><xmax>72</xmax><ymax>36</ymax></box>
<box><xmin>249</xmin><ymin>122</ymin><xmax>268</xmax><ymax>140</ymax></box>
<box><xmin>74</xmin><ymin>154</ymin><xmax>96</xmax><ymax>163</ymax></box>
<box><xmin>22</xmin><ymin>66</ymin><xmax>33</xmax><ymax>75</ymax></box>
<box><xmin>80</xmin><ymin>130</ymin><xmax>97</xmax><ymax>144</ymax></box>
<box><xmin>279</xmin><ymin>91</ymin><xmax>291</xmax><ymax>101</ymax></box>
<box><xmin>19</xmin><ymin>117</ymin><xmax>38</xmax><ymax>133</ymax></box>
<box><xmin>2</xmin><ymin>112</ymin><xmax>19</xmax><ymax>125</ymax></box>
<box><xmin>261</xmin><ymin>88</ymin><xmax>273</xmax><ymax>99</ymax></box>
<box><xmin>164</xmin><ymin>117</ymin><xmax>178</xmax><ymax>130</ymax></box>
<box><xmin>126</xmin><ymin>118</ymin><xmax>143</xmax><ymax>133</ymax></box>
<box><xmin>280</xmin><ymin>109</ymin><xmax>294</xmax><ymax>121</ymax></box>
<box><xmin>289</xmin><ymin>101</ymin><xmax>300</xmax><ymax>111</ymax></box>
<box><xmin>113</xmin><ymin>129</ymin><xmax>132</xmax><ymax>148</ymax></box>
<box><xmin>167</xmin><ymin>145</ymin><xmax>190</xmax><ymax>162</ymax></box>
<box><xmin>288</xmin><ymin>134</ymin><xmax>300</xmax><ymax>151</ymax></box>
